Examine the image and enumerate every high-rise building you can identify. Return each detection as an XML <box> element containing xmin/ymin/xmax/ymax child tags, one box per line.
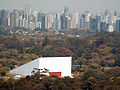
<box><xmin>85</xmin><ymin>11</ymin><xmax>91</xmax><ymax>23</ymax></box>
<box><xmin>116</xmin><ymin>19</ymin><xmax>120</xmax><ymax>32</ymax></box>
<box><xmin>61</xmin><ymin>14</ymin><xmax>68</xmax><ymax>30</ymax></box>
<box><xmin>80</xmin><ymin>14</ymin><xmax>86</xmax><ymax>29</ymax></box>
<box><xmin>105</xmin><ymin>9</ymin><xmax>111</xmax><ymax>16</ymax></box>
<box><xmin>0</xmin><ymin>9</ymin><xmax>8</xmax><ymax>26</ymax></box>
<box><xmin>48</xmin><ymin>13</ymin><xmax>55</xmax><ymax>29</ymax></box>
<box><xmin>29</xmin><ymin>22</ymin><xmax>36</xmax><ymax>30</ymax></box>
<box><xmin>90</xmin><ymin>17</ymin><xmax>98</xmax><ymax>31</ymax></box>
<box><xmin>64</xmin><ymin>6</ymin><xmax>69</xmax><ymax>14</ymax></box>
<box><xmin>38</xmin><ymin>12</ymin><xmax>43</xmax><ymax>23</ymax></box>
<box><xmin>72</xmin><ymin>11</ymin><xmax>79</xmax><ymax>28</ymax></box>
<box><xmin>10</xmin><ymin>10</ymin><xmax>19</xmax><ymax>28</ymax></box>
<box><xmin>44</xmin><ymin>14</ymin><xmax>48</xmax><ymax>29</ymax></box>
<box><xmin>67</xmin><ymin>16</ymin><xmax>72</xmax><ymax>29</ymax></box>
<box><xmin>41</xmin><ymin>14</ymin><xmax>45</xmax><ymax>29</ymax></box>
<box><xmin>24</xmin><ymin>5</ymin><xmax>31</xmax><ymax>29</ymax></box>
<box><xmin>25</xmin><ymin>5</ymin><xmax>31</xmax><ymax>16</ymax></box>
<box><xmin>18</xmin><ymin>16</ymin><xmax>23</xmax><ymax>27</ymax></box>
<box><xmin>60</xmin><ymin>7</ymin><xmax>70</xmax><ymax>30</ymax></box>
<box><xmin>80</xmin><ymin>12</ymin><xmax>91</xmax><ymax>29</ymax></box>
<box><xmin>22</xmin><ymin>18</ymin><xmax>26</xmax><ymax>28</ymax></box>
<box><xmin>54</xmin><ymin>13</ymin><xmax>61</xmax><ymax>30</ymax></box>
<box><xmin>96</xmin><ymin>14</ymin><xmax>101</xmax><ymax>22</ymax></box>
<box><xmin>33</xmin><ymin>11</ymin><xmax>38</xmax><ymax>23</ymax></box>
<box><xmin>114</xmin><ymin>11</ymin><xmax>119</xmax><ymax>18</ymax></box>
<box><xmin>36</xmin><ymin>22</ymin><xmax>41</xmax><ymax>29</ymax></box>
<box><xmin>100</xmin><ymin>22</ymin><xmax>107</xmax><ymax>31</ymax></box>
<box><xmin>15</xmin><ymin>10</ymin><xmax>20</xmax><ymax>27</ymax></box>
<box><xmin>10</xmin><ymin>11</ymin><xmax>15</xmax><ymax>28</ymax></box>
<box><xmin>107</xmin><ymin>24</ymin><xmax>114</xmax><ymax>32</ymax></box>
<box><xmin>80</xmin><ymin>18</ymin><xmax>85</xmax><ymax>29</ymax></box>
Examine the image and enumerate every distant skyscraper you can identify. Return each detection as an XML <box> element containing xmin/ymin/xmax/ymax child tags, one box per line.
<box><xmin>105</xmin><ymin>9</ymin><xmax>111</xmax><ymax>16</ymax></box>
<box><xmin>100</xmin><ymin>22</ymin><xmax>107</xmax><ymax>31</ymax></box>
<box><xmin>64</xmin><ymin>6</ymin><xmax>69</xmax><ymax>14</ymax></box>
<box><xmin>113</xmin><ymin>16</ymin><xmax>117</xmax><ymax>24</ymax></box>
<box><xmin>25</xmin><ymin>5</ymin><xmax>31</xmax><ymax>16</ymax></box>
<box><xmin>22</xmin><ymin>18</ymin><xmax>26</xmax><ymax>28</ymax></box>
<box><xmin>29</xmin><ymin>22</ymin><xmax>36</xmax><ymax>30</ymax></box>
<box><xmin>41</xmin><ymin>14</ymin><xmax>45</xmax><ymax>29</ymax></box>
<box><xmin>33</xmin><ymin>11</ymin><xmax>38</xmax><ymax>23</ymax></box>
<box><xmin>60</xmin><ymin>7</ymin><xmax>70</xmax><ymax>30</ymax></box>
<box><xmin>114</xmin><ymin>11</ymin><xmax>119</xmax><ymax>18</ymax></box>
<box><xmin>8</xmin><ymin>17</ymin><xmax>10</xmax><ymax>26</ymax></box>
<box><xmin>36</xmin><ymin>22</ymin><xmax>41</xmax><ymax>29</ymax></box>
<box><xmin>96</xmin><ymin>14</ymin><xmax>101</xmax><ymax>22</ymax></box>
<box><xmin>38</xmin><ymin>12</ymin><xmax>42</xmax><ymax>23</ymax></box>
<box><xmin>116</xmin><ymin>19</ymin><xmax>120</xmax><ymax>32</ymax></box>
<box><xmin>10</xmin><ymin>11</ymin><xmax>15</xmax><ymax>28</ymax></box>
<box><xmin>15</xmin><ymin>10</ymin><xmax>20</xmax><ymax>27</ymax></box>
<box><xmin>80</xmin><ymin>12</ymin><xmax>91</xmax><ymax>29</ymax></box>
<box><xmin>45</xmin><ymin>14</ymin><xmax>48</xmax><ymax>29</ymax></box>
<box><xmin>41</xmin><ymin>13</ymin><xmax>54</xmax><ymax>29</ymax></box>
<box><xmin>80</xmin><ymin>14</ymin><xmax>86</xmax><ymax>29</ymax></box>
<box><xmin>18</xmin><ymin>16</ymin><xmax>23</xmax><ymax>27</ymax></box>
<box><xmin>107</xmin><ymin>24</ymin><xmax>114</xmax><ymax>32</ymax></box>
<box><xmin>67</xmin><ymin>19</ymin><xmax>72</xmax><ymax>29</ymax></box>
<box><xmin>85</xmin><ymin>11</ymin><xmax>91</xmax><ymax>22</ymax></box>
<box><xmin>60</xmin><ymin>14</ymin><xmax>64</xmax><ymax>29</ymax></box>
<box><xmin>49</xmin><ymin>13</ymin><xmax>55</xmax><ymax>29</ymax></box>
<box><xmin>24</xmin><ymin>5</ymin><xmax>31</xmax><ymax>29</ymax></box>
<box><xmin>64</xmin><ymin>17</ymin><xmax>68</xmax><ymax>29</ymax></box>
<box><xmin>10</xmin><ymin>10</ymin><xmax>19</xmax><ymax>28</ymax></box>
<box><xmin>108</xmin><ymin>15</ymin><xmax>114</xmax><ymax>24</ymax></box>
<box><xmin>80</xmin><ymin>18</ymin><xmax>85</xmax><ymax>29</ymax></box>
<box><xmin>54</xmin><ymin>13</ymin><xmax>61</xmax><ymax>30</ymax></box>
<box><xmin>72</xmin><ymin>11</ymin><xmax>79</xmax><ymax>28</ymax></box>
<box><xmin>61</xmin><ymin>14</ymin><xmax>68</xmax><ymax>30</ymax></box>
<box><xmin>0</xmin><ymin>9</ymin><xmax>8</xmax><ymax>26</ymax></box>
<box><xmin>90</xmin><ymin>17</ymin><xmax>98</xmax><ymax>31</ymax></box>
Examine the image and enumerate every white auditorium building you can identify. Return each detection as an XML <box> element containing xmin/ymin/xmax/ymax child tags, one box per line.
<box><xmin>9</xmin><ymin>57</ymin><xmax>72</xmax><ymax>77</ymax></box>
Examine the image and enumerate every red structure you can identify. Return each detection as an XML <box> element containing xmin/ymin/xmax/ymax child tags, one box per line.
<box><xmin>49</xmin><ymin>72</ymin><xmax>61</xmax><ymax>77</ymax></box>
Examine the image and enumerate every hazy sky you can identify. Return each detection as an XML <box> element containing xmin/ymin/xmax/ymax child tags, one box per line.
<box><xmin>0</xmin><ymin>0</ymin><xmax>120</xmax><ymax>12</ymax></box>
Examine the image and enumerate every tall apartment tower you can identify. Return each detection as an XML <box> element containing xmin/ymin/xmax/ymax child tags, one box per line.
<box><xmin>0</xmin><ymin>9</ymin><xmax>8</xmax><ymax>26</ymax></box>
<box><xmin>60</xmin><ymin>6</ymin><xmax>69</xmax><ymax>30</ymax></box>
<box><xmin>90</xmin><ymin>17</ymin><xmax>99</xmax><ymax>32</ymax></box>
<box><xmin>10</xmin><ymin>11</ymin><xmax>15</xmax><ymax>28</ymax></box>
<box><xmin>72</xmin><ymin>11</ymin><xmax>79</xmax><ymax>28</ymax></box>
<box><xmin>10</xmin><ymin>10</ymin><xmax>19</xmax><ymax>28</ymax></box>
<box><xmin>64</xmin><ymin>6</ymin><xmax>69</xmax><ymax>14</ymax></box>
<box><xmin>116</xmin><ymin>19</ymin><xmax>120</xmax><ymax>32</ymax></box>
<box><xmin>54</xmin><ymin>13</ymin><xmax>61</xmax><ymax>30</ymax></box>
<box><xmin>24</xmin><ymin>5</ymin><xmax>31</xmax><ymax>29</ymax></box>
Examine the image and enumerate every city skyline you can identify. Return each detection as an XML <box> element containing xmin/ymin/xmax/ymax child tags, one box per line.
<box><xmin>0</xmin><ymin>0</ymin><xmax>120</xmax><ymax>13</ymax></box>
<box><xmin>0</xmin><ymin>6</ymin><xmax>120</xmax><ymax>32</ymax></box>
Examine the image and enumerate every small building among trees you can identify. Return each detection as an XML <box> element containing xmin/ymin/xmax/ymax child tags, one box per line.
<box><xmin>9</xmin><ymin>57</ymin><xmax>72</xmax><ymax>77</ymax></box>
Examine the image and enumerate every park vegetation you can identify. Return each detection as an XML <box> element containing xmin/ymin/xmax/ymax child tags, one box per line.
<box><xmin>0</xmin><ymin>31</ymin><xmax>120</xmax><ymax>89</ymax></box>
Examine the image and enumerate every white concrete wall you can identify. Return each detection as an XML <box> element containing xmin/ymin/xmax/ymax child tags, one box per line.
<box><xmin>9</xmin><ymin>57</ymin><xmax>72</xmax><ymax>77</ymax></box>
<box><xmin>39</xmin><ymin>57</ymin><xmax>72</xmax><ymax>77</ymax></box>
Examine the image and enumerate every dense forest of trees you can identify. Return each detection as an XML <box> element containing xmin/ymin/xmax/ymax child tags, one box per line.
<box><xmin>0</xmin><ymin>31</ymin><xmax>120</xmax><ymax>89</ymax></box>
<box><xmin>1</xmin><ymin>72</ymin><xmax>120</xmax><ymax>90</ymax></box>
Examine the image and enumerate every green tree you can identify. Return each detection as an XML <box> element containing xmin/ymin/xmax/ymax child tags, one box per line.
<box><xmin>42</xmin><ymin>36</ymin><xmax>49</xmax><ymax>47</ymax></box>
<box><xmin>0</xmin><ymin>67</ymin><xmax>9</xmax><ymax>76</ymax></box>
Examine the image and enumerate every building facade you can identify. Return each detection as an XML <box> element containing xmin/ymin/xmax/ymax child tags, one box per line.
<box><xmin>9</xmin><ymin>57</ymin><xmax>72</xmax><ymax>77</ymax></box>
